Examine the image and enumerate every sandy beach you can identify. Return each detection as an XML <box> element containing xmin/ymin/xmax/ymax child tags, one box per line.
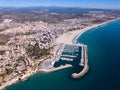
<box><xmin>0</xmin><ymin>70</ymin><xmax>36</xmax><ymax>90</ymax></box>
<box><xmin>56</xmin><ymin>18</ymin><xmax>120</xmax><ymax>78</ymax></box>
<box><xmin>56</xmin><ymin>18</ymin><xmax>120</xmax><ymax>45</ymax></box>
<box><xmin>0</xmin><ymin>18</ymin><xmax>119</xmax><ymax>90</ymax></box>
<box><xmin>0</xmin><ymin>77</ymin><xmax>18</xmax><ymax>90</ymax></box>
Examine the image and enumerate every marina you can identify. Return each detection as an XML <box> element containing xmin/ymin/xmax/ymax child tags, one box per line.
<box><xmin>5</xmin><ymin>18</ymin><xmax>120</xmax><ymax>90</ymax></box>
<box><xmin>38</xmin><ymin>43</ymin><xmax>88</xmax><ymax>78</ymax></box>
<box><xmin>54</xmin><ymin>44</ymin><xmax>82</xmax><ymax>67</ymax></box>
<box><xmin>0</xmin><ymin>0</ymin><xmax>119</xmax><ymax>89</ymax></box>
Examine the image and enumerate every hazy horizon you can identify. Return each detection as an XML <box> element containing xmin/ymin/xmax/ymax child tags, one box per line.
<box><xmin>0</xmin><ymin>0</ymin><xmax>120</xmax><ymax>9</ymax></box>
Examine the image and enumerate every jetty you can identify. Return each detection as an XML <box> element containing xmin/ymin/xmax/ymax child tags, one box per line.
<box><xmin>72</xmin><ymin>45</ymin><xmax>89</xmax><ymax>78</ymax></box>
<box><xmin>39</xmin><ymin>64</ymin><xmax>72</xmax><ymax>73</ymax></box>
<box><xmin>39</xmin><ymin>43</ymin><xmax>88</xmax><ymax>79</ymax></box>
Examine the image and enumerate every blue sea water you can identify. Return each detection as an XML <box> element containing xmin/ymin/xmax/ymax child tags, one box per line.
<box><xmin>6</xmin><ymin>19</ymin><xmax>120</xmax><ymax>90</ymax></box>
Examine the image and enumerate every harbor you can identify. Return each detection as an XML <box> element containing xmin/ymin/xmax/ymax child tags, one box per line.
<box><xmin>39</xmin><ymin>43</ymin><xmax>88</xmax><ymax>78</ymax></box>
<box><xmin>72</xmin><ymin>45</ymin><xmax>89</xmax><ymax>78</ymax></box>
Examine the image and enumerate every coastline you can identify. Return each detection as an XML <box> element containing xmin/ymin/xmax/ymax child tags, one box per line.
<box><xmin>56</xmin><ymin>18</ymin><xmax>120</xmax><ymax>45</ymax></box>
<box><xmin>56</xmin><ymin>18</ymin><xmax>120</xmax><ymax>78</ymax></box>
<box><xmin>0</xmin><ymin>71</ymin><xmax>37</xmax><ymax>90</ymax></box>
<box><xmin>0</xmin><ymin>18</ymin><xmax>120</xmax><ymax>90</ymax></box>
<box><xmin>73</xmin><ymin>19</ymin><xmax>120</xmax><ymax>44</ymax></box>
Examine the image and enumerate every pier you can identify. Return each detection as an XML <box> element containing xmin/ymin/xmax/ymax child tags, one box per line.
<box><xmin>39</xmin><ymin>64</ymin><xmax>72</xmax><ymax>73</ymax></box>
<box><xmin>40</xmin><ymin>43</ymin><xmax>88</xmax><ymax>79</ymax></box>
<box><xmin>71</xmin><ymin>45</ymin><xmax>89</xmax><ymax>78</ymax></box>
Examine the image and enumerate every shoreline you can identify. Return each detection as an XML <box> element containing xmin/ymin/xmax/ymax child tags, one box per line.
<box><xmin>0</xmin><ymin>70</ymin><xmax>37</xmax><ymax>90</ymax></box>
<box><xmin>73</xmin><ymin>18</ymin><xmax>120</xmax><ymax>44</ymax></box>
<box><xmin>0</xmin><ymin>18</ymin><xmax>120</xmax><ymax>90</ymax></box>
<box><xmin>56</xmin><ymin>18</ymin><xmax>120</xmax><ymax>45</ymax></box>
<box><xmin>56</xmin><ymin>18</ymin><xmax>120</xmax><ymax>78</ymax></box>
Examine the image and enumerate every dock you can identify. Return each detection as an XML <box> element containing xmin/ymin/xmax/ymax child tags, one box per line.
<box><xmin>71</xmin><ymin>45</ymin><xmax>89</xmax><ymax>78</ymax></box>
<box><xmin>39</xmin><ymin>43</ymin><xmax>89</xmax><ymax>79</ymax></box>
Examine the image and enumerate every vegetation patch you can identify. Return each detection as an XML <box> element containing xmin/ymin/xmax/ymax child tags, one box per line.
<box><xmin>0</xmin><ymin>34</ymin><xmax>10</xmax><ymax>45</ymax></box>
<box><xmin>0</xmin><ymin>50</ymin><xmax>5</xmax><ymax>55</ymax></box>
<box><xmin>26</xmin><ymin>43</ymin><xmax>51</xmax><ymax>59</ymax></box>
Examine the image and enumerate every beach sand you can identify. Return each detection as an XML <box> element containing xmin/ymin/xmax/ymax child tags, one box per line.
<box><xmin>56</xmin><ymin>18</ymin><xmax>120</xmax><ymax>78</ymax></box>
<box><xmin>0</xmin><ymin>18</ymin><xmax>119</xmax><ymax>90</ymax></box>
<box><xmin>56</xmin><ymin>19</ymin><xmax>119</xmax><ymax>45</ymax></box>
<box><xmin>0</xmin><ymin>71</ymin><xmax>37</xmax><ymax>90</ymax></box>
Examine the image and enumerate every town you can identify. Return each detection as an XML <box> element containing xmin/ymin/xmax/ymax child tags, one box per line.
<box><xmin>0</xmin><ymin>7</ymin><xmax>120</xmax><ymax>89</ymax></box>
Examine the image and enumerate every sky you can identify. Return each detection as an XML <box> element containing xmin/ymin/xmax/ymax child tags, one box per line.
<box><xmin>0</xmin><ymin>0</ymin><xmax>120</xmax><ymax>9</ymax></box>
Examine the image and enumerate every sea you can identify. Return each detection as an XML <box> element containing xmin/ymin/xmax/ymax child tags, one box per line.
<box><xmin>6</xmin><ymin>19</ymin><xmax>120</xmax><ymax>90</ymax></box>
